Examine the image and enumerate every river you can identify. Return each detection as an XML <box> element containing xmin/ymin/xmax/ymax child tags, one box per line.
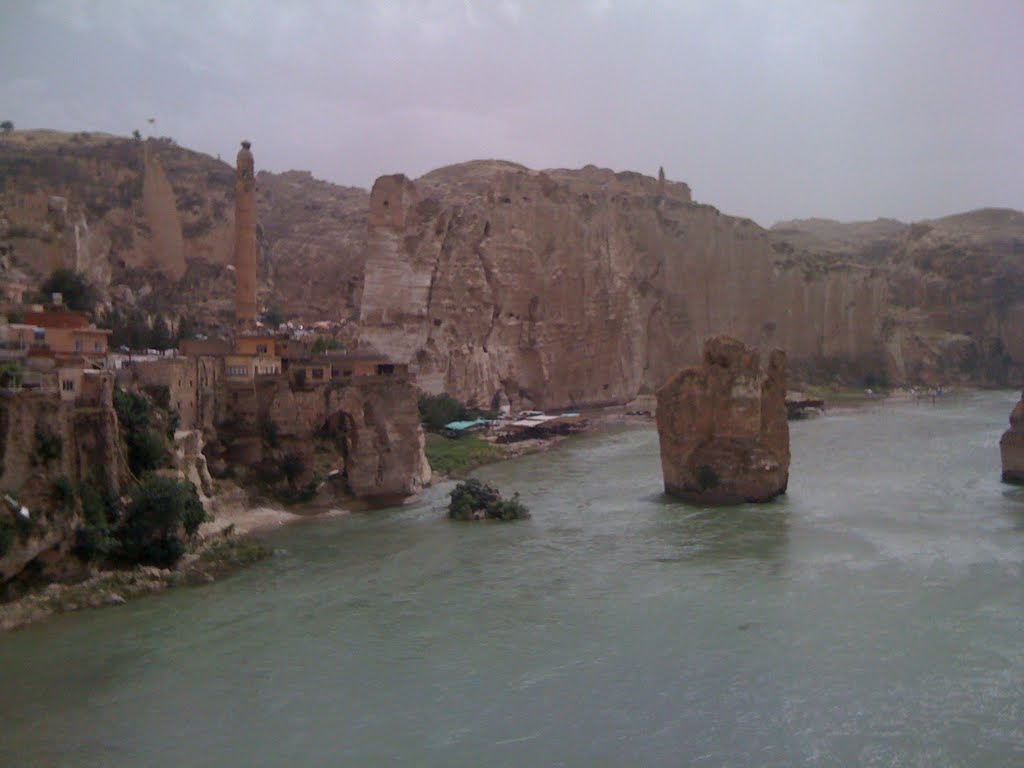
<box><xmin>2</xmin><ymin>391</ymin><xmax>1023</xmax><ymax>766</ymax></box>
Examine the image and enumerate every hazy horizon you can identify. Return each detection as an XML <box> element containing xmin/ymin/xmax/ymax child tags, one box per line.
<box><xmin>2</xmin><ymin>0</ymin><xmax>1022</xmax><ymax>227</ymax></box>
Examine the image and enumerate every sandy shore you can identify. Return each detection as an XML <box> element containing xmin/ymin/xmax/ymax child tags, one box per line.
<box><xmin>200</xmin><ymin>484</ymin><xmax>352</xmax><ymax>537</ymax></box>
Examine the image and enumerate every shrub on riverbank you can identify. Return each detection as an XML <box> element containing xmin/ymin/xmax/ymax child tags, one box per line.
<box><xmin>425</xmin><ymin>433</ymin><xmax>500</xmax><ymax>476</ymax></box>
<box><xmin>448</xmin><ymin>478</ymin><xmax>530</xmax><ymax>521</ymax></box>
<box><xmin>117</xmin><ymin>476</ymin><xmax>207</xmax><ymax>566</ymax></box>
<box><xmin>73</xmin><ymin>476</ymin><xmax>209</xmax><ymax>568</ymax></box>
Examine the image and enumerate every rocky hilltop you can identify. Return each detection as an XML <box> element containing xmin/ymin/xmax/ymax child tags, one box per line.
<box><xmin>0</xmin><ymin>131</ymin><xmax>368</xmax><ymax>330</ymax></box>
<box><xmin>3</xmin><ymin>130</ymin><xmax>1023</xmax><ymax>408</ymax></box>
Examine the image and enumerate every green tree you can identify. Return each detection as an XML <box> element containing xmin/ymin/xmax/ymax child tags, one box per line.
<box><xmin>261</xmin><ymin>307</ymin><xmax>284</xmax><ymax>328</ymax></box>
<box><xmin>0</xmin><ymin>121</ymin><xmax>12</xmax><ymax>134</ymax></box>
<box><xmin>418</xmin><ymin>392</ymin><xmax>469</xmax><ymax>430</ymax></box>
<box><xmin>114</xmin><ymin>387</ymin><xmax>168</xmax><ymax>476</ymax></box>
<box><xmin>448</xmin><ymin>478</ymin><xmax>530</xmax><ymax>521</ymax></box>
<box><xmin>117</xmin><ymin>475</ymin><xmax>207</xmax><ymax>566</ymax></box>
<box><xmin>41</xmin><ymin>268</ymin><xmax>97</xmax><ymax>313</ymax></box>
<box><xmin>150</xmin><ymin>315</ymin><xmax>173</xmax><ymax>350</ymax></box>
<box><xmin>0</xmin><ymin>362</ymin><xmax>22</xmax><ymax>389</ymax></box>
<box><xmin>176</xmin><ymin>315</ymin><xmax>197</xmax><ymax>343</ymax></box>
<box><xmin>311</xmin><ymin>336</ymin><xmax>343</xmax><ymax>355</ymax></box>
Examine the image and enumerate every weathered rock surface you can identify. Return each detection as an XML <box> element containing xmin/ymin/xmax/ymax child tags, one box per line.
<box><xmin>999</xmin><ymin>392</ymin><xmax>1024</xmax><ymax>484</ymax></box>
<box><xmin>0</xmin><ymin>389</ymin><xmax>130</xmax><ymax>585</ymax></box>
<box><xmin>4</xmin><ymin>130</ymin><xmax>1024</xmax><ymax>398</ymax></box>
<box><xmin>260</xmin><ymin>378</ymin><xmax>431</xmax><ymax>502</ymax></box>
<box><xmin>359</xmin><ymin>161</ymin><xmax>1024</xmax><ymax>409</ymax></box>
<box><xmin>255</xmin><ymin>170</ymin><xmax>367</xmax><ymax>321</ymax></box>
<box><xmin>173</xmin><ymin>429</ymin><xmax>215</xmax><ymax>499</ymax></box>
<box><xmin>0</xmin><ymin>130</ymin><xmax>367</xmax><ymax>331</ymax></box>
<box><xmin>655</xmin><ymin>336</ymin><xmax>790</xmax><ymax>504</ymax></box>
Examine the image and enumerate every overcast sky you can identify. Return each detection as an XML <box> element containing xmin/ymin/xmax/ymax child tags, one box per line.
<box><xmin>2</xmin><ymin>0</ymin><xmax>1022</xmax><ymax>225</ymax></box>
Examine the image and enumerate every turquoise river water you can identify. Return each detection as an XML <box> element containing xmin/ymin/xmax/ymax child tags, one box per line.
<box><xmin>1</xmin><ymin>391</ymin><xmax>1023</xmax><ymax>766</ymax></box>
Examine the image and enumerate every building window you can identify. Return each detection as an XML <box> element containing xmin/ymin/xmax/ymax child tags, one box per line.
<box><xmin>74</xmin><ymin>340</ymin><xmax>83</xmax><ymax>352</ymax></box>
<box><xmin>311</xmin><ymin>367</ymin><xmax>324</xmax><ymax>380</ymax></box>
<box><xmin>94</xmin><ymin>341</ymin><xmax>101</xmax><ymax>352</ymax></box>
<box><xmin>257</xmin><ymin>344</ymin><xmax>268</xmax><ymax>354</ymax></box>
<box><xmin>377</xmin><ymin>364</ymin><xmax>395</xmax><ymax>375</ymax></box>
<box><xmin>62</xmin><ymin>379</ymin><xmax>75</xmax><ymax>392</ymax></box>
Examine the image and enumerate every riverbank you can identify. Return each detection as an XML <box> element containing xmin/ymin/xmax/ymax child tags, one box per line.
<box><xmin>0</xmin><ymin>386</ymin><xmax>945</xmax><ymax>631</ymax></box>
<box><xmin>0</xmin><ymin>485</ymin><xmax>356</xmax><ymax>632</ymax></box>
<box><xmin>0</xmin><ymin>529</ymin><xmax>272</xmax><ymax>631</ymax></box>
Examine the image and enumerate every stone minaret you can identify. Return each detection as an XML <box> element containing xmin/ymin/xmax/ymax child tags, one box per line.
<box><xmin>233</xmin><ymin>140</ymin><xmax>257</xmax><ymax>330</ymax></box>
<box><xmin>657</xmin><ymin>165</ymin><xmax>666</xmax><ymax>197</ymax></box>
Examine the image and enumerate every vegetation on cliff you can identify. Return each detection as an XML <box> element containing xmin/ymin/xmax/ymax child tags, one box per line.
<box><xmin>113</xmin><ymin>387</ymin><xmax>170</xmax><ymax>476</ymax></box>
<box><xmin>448</xmin><ymin>478</ymin><xmax>529</xmax><ymax>521</ymax></box>
<box><xmin>40</xmin><ymin>268</ymin><xmax>97</xmax><ymax>312</ymax></box>
<box><xmin>73</xmin><ymin>475</ymin><xmax>209</xmax><ymax>568</ymax></box>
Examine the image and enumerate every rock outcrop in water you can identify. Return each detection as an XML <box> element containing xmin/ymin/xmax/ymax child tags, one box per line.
<box><xmin>999</xmin><ymin>392</ymin><xmax>1024</xmax><ymax>484</ymax></box>
<box><xmin>655</xmin><ymin>336</ymin><xmax>790</xmax><ymax>504</ymax></box>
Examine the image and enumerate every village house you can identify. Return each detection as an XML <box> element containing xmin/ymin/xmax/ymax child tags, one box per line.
<box><xmin>22</xmin><ymin>309</ymin><xmax>111</xmax><ymax>358</ymax></box>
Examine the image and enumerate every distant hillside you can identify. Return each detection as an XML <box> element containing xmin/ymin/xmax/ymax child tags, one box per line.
<box><xmin>0</xmin><ymin>130</ymin><xmax>368</xmax><ymax>332</ymax></box>
<box><xmin>3</xmin><ymin>129</ymin><xmax>1024</xmax><ymax>397</ymax></box>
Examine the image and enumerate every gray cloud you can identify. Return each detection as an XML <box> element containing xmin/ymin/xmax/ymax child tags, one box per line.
<box><xmin>1</xmin><ymin>0</ymin><xmax>1021</xmax><ymax>225</ymax></box>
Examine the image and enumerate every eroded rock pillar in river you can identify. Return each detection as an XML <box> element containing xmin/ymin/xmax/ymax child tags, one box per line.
<box><xmin>656</xmin><ymin>335</ymin><xmax>790</xmax><ymax>504</ymax></box>
<box><xmin>999</xmin><ymin>392</ymin><xmax>1024</xmax><ymax>483</ymax></box>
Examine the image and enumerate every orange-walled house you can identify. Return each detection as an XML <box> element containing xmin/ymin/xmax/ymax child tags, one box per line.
<box><xmin>22</xmin><ymin>310</ymin><xmax>111</xmax><ymax>357</ymax></box>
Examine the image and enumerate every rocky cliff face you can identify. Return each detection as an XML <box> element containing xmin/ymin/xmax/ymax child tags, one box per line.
<box><xmin>3</xmin><ymin>131</ymin><xmax>1023</xmax><ymax>402</ymax></box>
<box><xmin>359</xmin><ymin>161</ymin><xmax>1024</xmax><ymax>408</ymax></box>
<box><xmin>655</xmin><ymin>336</ymin><xmax>789</xmax><ymax>504</ymax></box>
<box><xmin>0</xmin><ymin>389</ymin><xmax>130</xmax><ymax>585</ymax></box>
<box><xmin>771</xmin><ymin>210</ymin><xmax>1024</xmax><ymax>387</ymax></box>
<box><xmin>255</xmin><ymin>170</ymin><xmax>368</xmax><ymax>322</ymax></box>
<box><xmin>359</xmin><ymin>161</ymin><xmax>889</xmax><ymax>409</ymax></box>
<box><xmin>259</xmin><ymin>377</ymin><xmax>430</xmax><ymax>502</ymax></box>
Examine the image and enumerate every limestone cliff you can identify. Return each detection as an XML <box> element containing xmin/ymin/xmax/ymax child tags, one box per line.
<box><xmin>218</xmin><ymin>375</ymin><xmax>430</xmax><ymax>504</ymax></box>
<box><xmin>255</xmin><ymin>170</ymin><xmax>368</xmax><ymax>321</ymax></box>
<box><xmin>655</xmin><ymin>336</ymin><xmax>790</xmax><ymax>504</ymax></box>
<box><xmin>359</xmin><ymin>162</ymin><xmax>1024</xmax><ymax>408</ymax></box>
<box><xmin>0</xmin><ymin>388</ymin><xmax>130</xmax><ymax>585</ymax></box>
<box><xmin>359</xmin><ymin>161</ymin><xmax>887</xmax><ymax>409</ymax></box>
<box><xmin>771</xmin><ymin>209</ymin><xmax>1024</xmax><ymax>386</ymax></box>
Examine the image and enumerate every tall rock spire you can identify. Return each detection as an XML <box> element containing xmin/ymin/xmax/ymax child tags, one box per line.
<box><xmin>234</xmin><ymin>140</ymin><xmax>258</xmax><ymax>330</ymax></box>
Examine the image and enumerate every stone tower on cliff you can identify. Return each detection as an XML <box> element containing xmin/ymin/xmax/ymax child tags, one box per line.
<box><xmin>233</xmin><ymin>140</ymin><xmax>258</xmax><ymax>330</ymax></box>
